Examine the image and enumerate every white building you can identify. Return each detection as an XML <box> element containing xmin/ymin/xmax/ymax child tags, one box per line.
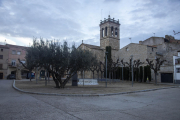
<box><xmin>173</xmin><ymin>50</ymin><xmax>180</xmax><ymax>84</ymax></box>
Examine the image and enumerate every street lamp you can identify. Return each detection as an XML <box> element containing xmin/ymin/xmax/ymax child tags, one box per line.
<box><xmin>119</xmin><ymin>57</ymin><xmax>123</xmax><ymax>81</ymax></box>
<box><xmin>131</xmin><ymin>55</ymin><xmax>133</xmax><ymax>87</ymax></box>
<box><xmin>105</xmin><ymin>51</ymin><xmax>108</xmax><ymax>87</ymax></box>
<box><xmin>155</xmin><ymin>56</ymin><xmax>157</xmax><ymax>85</ymax></box>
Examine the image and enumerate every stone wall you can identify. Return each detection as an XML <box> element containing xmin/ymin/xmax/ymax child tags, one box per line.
<box><xmin>140</xmin><ymin>37</ymin><xmax>164</xmax><ymax>46</ymax></box>
<box><xmin>117</xmin><ymin>43</ymin><xmax>148</xmax><ymax>64</ymax></box>
<box><xmin>147</xmin><ymin>46</ymin><xmax>157</xmax><ymax>60</ymax></box>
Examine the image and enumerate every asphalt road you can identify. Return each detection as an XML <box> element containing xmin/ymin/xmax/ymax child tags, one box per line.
<box><xmin>0</xmin><ymin>80</ymin><xmax>180</xmax><ymax>120</ymax></box>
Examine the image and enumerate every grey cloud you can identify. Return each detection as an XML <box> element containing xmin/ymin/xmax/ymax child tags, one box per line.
<box><xmin>104</xmin><ymin>0</ymin><xmax>121</xmax><ymax>3</ymax></box>
<box><xmin>152</xmin><ymin>12</ymin><xmax>167</xmax><ymax>18</ymax></box>
<box><xmin>88</xmin><ymin>26</ymin><xmax>99</xmax><ymax>31</ymax></box>
<box><xmin>0</xmin><ymin>0</ymin><xmax>180</xmax><ymax>48</ymax></box>
<box><xmin>130</xmin><ymin>8</ymin><xmax>145</xmax><ymax>13</ymax></box>
<box><xmin>0</xmin><ymin>0</ymin><xmax>84</xmax><ymax>40</ymax></box>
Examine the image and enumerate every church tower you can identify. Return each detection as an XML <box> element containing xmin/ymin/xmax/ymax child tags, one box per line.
<box><xmin>100</xmin><ymin>15</ymin><xmax>120</xmax><ymax>50</ymax></box>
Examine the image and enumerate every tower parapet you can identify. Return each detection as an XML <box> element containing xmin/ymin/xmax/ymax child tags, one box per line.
<box><xmin>99</xmin><ymin>15</ymin><xmax>120</xmax><ymax>50</ymax></box>
<box><xmin>100</xmin><ymin>15</ymin><xmax>120</xmax><ymax>25</ymax></box>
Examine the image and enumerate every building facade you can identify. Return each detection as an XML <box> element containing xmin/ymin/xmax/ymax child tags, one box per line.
<box><xmin>173</xmin><ymin>50</ymin><xmax>180</xmax><ymax>83</ymax></box>
<box><xmin>0</xmin><ymin>45</ymin><xmax>9</xmax><ymax>79</ymax></box>
<box><xmin>0</xmin><ymin>44</ymin><xmax>28</xmax><ymax>79</ymax></box>
<box><xmin>78</xmin><ymin>15</ymin><xmax>180</xmax><ymax>83</ymax></box>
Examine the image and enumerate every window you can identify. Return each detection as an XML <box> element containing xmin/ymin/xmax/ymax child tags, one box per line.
<box><xmin>105</xmin><ymin>27</ymin><xmax>107</xmax><ymax>36</ymax></box>
<box><xmin>177</xmin><ymin>68</ymin><xmax>180</xmax><ymax>73</ymax></box>
<box><xmin>111</xmin><ymin>26</ymin><xmax>114</xmax><ymax>37</ymax></box>
<box><xmin>175</xmin><ymin>58</ymin><xmax>180</xmax><ymax>65</ymax></box>
<box><xmin>21</xmin><ymin>61</ymin><xmax>25</xmax><ymax>64</ymax></box>
<box><xmin>0</xmin><ymin>64</ymin><xmax>2</xmax><ymax>69</ymax></box>
<box><xmin>152</xmin><ymin>48</ymin><xmax>153</xmax><ymax>52</ymax></box>
<box><xmin>126</xmin><ymin>47</ymin><xmax>129</xmax><ymax>51</ymax></box>
<box><xmin>102</xmin><ymin>28</ymin><xmax>104</xmax><ymax>37</ymax></box>
<box><xmin>17</xmin><ymin>51</ymin><xmax>21</xmax><ymax>55</ymax></box>
<box><xmin>1</xmin><ymin>49</ymin><xmax>3</xmax><ymax>52</ymax></box>
<box><xmin>0</xmin><ymin>55</ymin><xmax>3</xmax><ymax>59</ymax></box>
<box><xmin>12</xmin><ymin>50</ymin><xmax>16</xmax><ymax>54</ymax></box>
<box><xmin>115</xmin><ymin>28</ymin><xmax>118</xmax><ymax>37</ymax></box>
<box><xmin>11</xmin><ymin>60</ymin><xmax>16</xmax><ymax>66</ymax></box>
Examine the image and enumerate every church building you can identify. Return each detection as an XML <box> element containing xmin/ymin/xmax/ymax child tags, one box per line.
<box><xmin>78</xmin><ymin>15</ymin><xmax>180</xmax><ymax>83</ymax></box>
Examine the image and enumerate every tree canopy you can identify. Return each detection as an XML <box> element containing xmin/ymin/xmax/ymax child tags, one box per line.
<box><xmin>19</xmin><ymin>39</ymin><xmax>97</xmax><ymax>88</ymax></box>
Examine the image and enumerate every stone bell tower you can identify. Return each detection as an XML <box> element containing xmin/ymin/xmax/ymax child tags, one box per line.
<box><xmin>100</xmin><ymin>15</ymin><xmax>120</xmax><ymax>50</ymax></box>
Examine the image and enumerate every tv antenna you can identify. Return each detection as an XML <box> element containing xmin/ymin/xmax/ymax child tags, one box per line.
<box><xmin>129</xmin><ymin>38</ymin><xmax>132</xmax><ymax>43</ymax></box>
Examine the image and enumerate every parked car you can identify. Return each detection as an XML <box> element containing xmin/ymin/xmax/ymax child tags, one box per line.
<box><xmin>7</xmin><ymin>74</ymin><xmax>16</xmax><ymax>79</ymax></box>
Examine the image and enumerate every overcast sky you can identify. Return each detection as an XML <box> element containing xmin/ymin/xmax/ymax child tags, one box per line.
<box><xmin>0</xmin><ymin>0</ymin><xmax>180</xmax><ymax>48</ymax></box>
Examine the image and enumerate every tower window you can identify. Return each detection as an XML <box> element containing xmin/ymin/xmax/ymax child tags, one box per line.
<box><xmin>102</xmin><ymin>28</ymin><xmax>104</xmax><ymax>37</ymax></box>
<box><xmin>115</xmin><ymin>28</ymin><xmax>118</xmax><ymax>37</ymax></box>
<box><xmin>105</xmin><ymin>27</ymin><xmax>107</xmax><ymax>36</ymax></box>
<box><xmin>111</xmin><ymin>26</ymin><xmax>114</xmax><ymax>37</ymax></box>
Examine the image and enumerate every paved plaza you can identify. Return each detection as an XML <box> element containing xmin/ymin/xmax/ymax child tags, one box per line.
<box><xmin>0</xmin><ymin>80</ymin><xmax>180</xmax><ymax>120</ymax></box>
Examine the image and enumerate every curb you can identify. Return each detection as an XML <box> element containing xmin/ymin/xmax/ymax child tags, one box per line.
<box><xmin>13</xmin><ymin>80</ymin><xmax>179</xmax><ymax>97</ymax></box>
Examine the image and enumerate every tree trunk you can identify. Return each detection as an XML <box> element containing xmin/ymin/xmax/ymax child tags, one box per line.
<box><xmin>61</xmin><ymin>72</ymin><xmax>76</xmax><ymax>88</ymax></box>
<box><xmin>52</xmin><ymin>73</ymin><xmax>60</xmax><ymax>88</ymax></box>
<box><xmin>155</xmin><ymin>72</ymin><xmax>157</xmax><ymax>85</ymax></box>
<box><xmin>97</xmin><ymin>71</ymin><xmax>99</xmax><ymax>81</ymax></box>
<box><xmin>101</xmin><ymin>72</ymin><xmax>102</xmax><ymax>81</ymax></box>
<box><xmin>29</xmin><ymin>71</ymin><xmax>32</xmax><ymax>81</ymax></box>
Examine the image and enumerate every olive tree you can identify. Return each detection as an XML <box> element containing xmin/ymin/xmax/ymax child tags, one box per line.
<box><xmin>19</xmin><ymin>39</ymin><xmax>97</xmax><ymax>88</ymax></box>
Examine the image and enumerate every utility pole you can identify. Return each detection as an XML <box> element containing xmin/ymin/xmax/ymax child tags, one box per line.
<box><xmin>131</xmin><ymin>55</ymin><xmax>134</xmax><ymax>87</ymax></box>
<box><xmin>105</xmin><ymin>52</ymin><xmax>108</xmax><ymax>87</ymax></box>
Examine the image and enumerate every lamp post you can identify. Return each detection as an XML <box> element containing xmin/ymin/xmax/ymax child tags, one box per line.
<box><xmin>105</xmin><ymin>51</ymin><xmax>108</xmax><ymax>87</ymax></box>
<box><xmin>155</xmin><ymin>56</ymin><xmax>157</xmax><ymax>85</ymax></box>
<box><xmin>131</xmin><ymin>55</ymin><xmax>133</xmax><ymax>87</ymax></box>
<box><xmin>119</xmin><ymin>57</ymin><xmax>123</xmax><ymax>81</ymax></box>
<box><xmin>122</xmin><ymin>64</ymin><xmax>123</xmax><ymax>81</ymax></box>
<box><xmin>83</xmin><ymin>70</ymin><xmax>84</xmax><ymax>86</ymax></box>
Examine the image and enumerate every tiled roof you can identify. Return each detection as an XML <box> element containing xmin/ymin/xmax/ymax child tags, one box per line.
<box><xmin>6</xmin><ymin>44</ymin><xmax>28</xmax><ymax>48</ymax></box>
<box><xmin>0</xmin><ymin>45</ymin><xmax>9</xmax><ymax>49</ymax></box>
<box><xmin>169</xmin><ymin>39</ymin><xmax>180</xmax><ymax>44</ymax></box>
<box><xmin>164</xmin><ymin>38</ymin><xmax>180</xmax><ymax>44</ymax></box>
<box><xmin>82</xmin><ymin>43</ymin><xmax>103</xmax><ymax>50</ymax></box>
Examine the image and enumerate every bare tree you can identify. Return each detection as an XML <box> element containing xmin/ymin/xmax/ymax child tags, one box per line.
<box><xmin>146</xmin><ymin>58</ymin><xmax>166</xmax><ymax>85</ymax></box>
<box><xmin>173</xmin><ymin>30</ymin><xmax>180</xmax><ymax>35</ymax></box>
<box><xmin>89</xmin><ymin>56</ymin><xmax>98</xmax><ymax>79</ymax></box>
<box><xmin>124</xmin><ymin>58</ymin><xmax>132</xmax><ymax>81</ymax></box>
<box><xmin>133</xmin><ymin>59</ymin><xmax>144</xmax><ymax>82</ymax></box>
